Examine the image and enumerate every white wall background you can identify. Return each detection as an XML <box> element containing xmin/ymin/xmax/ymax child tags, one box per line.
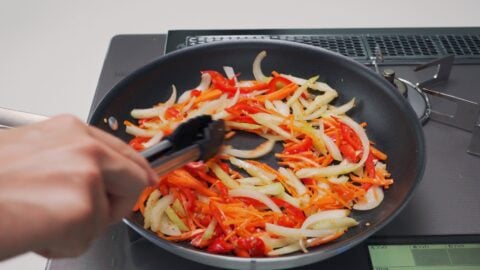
<box><xmin>0</xmin><ymin>0</ymin><xmax>479</xmax><ymax>269</ymax></box>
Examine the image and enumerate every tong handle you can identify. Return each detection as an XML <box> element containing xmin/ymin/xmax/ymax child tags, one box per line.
<box><xmin>0</xmin><ymin>107</ymin><xmax>48</xmax><ymax>129</ymax></box>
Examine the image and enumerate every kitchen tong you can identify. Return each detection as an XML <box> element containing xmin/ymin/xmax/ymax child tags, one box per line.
<box><xmin>0</xmin><ymin>107</ymin><xmax>225</xmax><ymax>175</ymax></box>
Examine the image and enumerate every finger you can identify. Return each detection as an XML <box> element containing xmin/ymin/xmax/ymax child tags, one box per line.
<box><xmin>96</xmin><ymin>144</ymin><xmax>149</xmax><ymax>197</ymax></box>
<box><xmin>90</xmin><ymin>174</ymin><xmax>110</xmax><ymax>236</ymax></box>
<box><xmin>107</xmin><ymin>194</ymin><xmax>137</xmax><ymax>223</ymax></box>
<box><xmin>87</xmin><ymin>126</ymin><xmax>158</xmax><ymax>185</ymax></box>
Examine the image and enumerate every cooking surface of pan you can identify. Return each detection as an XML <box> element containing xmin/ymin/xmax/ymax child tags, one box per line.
<box><xmin>88</xmin><ymin>40</ymin><xmax>425</xmax><ymax>269</ymax></box>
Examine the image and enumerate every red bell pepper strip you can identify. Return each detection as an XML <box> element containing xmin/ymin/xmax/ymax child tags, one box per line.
<box><xmin>230</xmin><ymin>115</ymin><xmax>257</xmax><ymax>124</ymax></box>
<box><xmin>207</xmin><ymin>236</ymin><xmax>234</xmax><ymax>254</ymax></box>
<box><xmin>268</xmin><ymin>76</ymin><xmax>293</xmax><ymax>93</ymax></box>
<box><xmin>202</xmin><ymin>70</ymin><xmax>268</xmax><ymax>94</ymax></box>
<box><xmin>209</xmin><ymin>201</ymin><xmax>230</xmax><ymax>234</ymax></box>
<box><xmin>365</xmin><ymin>152</ymin><xmax>376</xmax><ymax>178</ymax></box>
<box><xmin>180</xmin><ymin>188</ymin><xmax>197</xmax><ymax>212</ymax></box>
<box><xmin>236</xmin><ymin>236</ymin><xmax>266</xmax><ymax>257</ymax></box>
<box><xmin>340</xmin><ymin>122</ymin><xmax>362</xmax><ymax>150</ymax></box>
<box><xmin>191</xmin><ymin>89</ymin><xmax>202</xmax><ymax>97</ymax></box>
<box><xmin>301</xmin><ymin>178</ymin><xmax>316</xmax><ymax>186</ymax></box>
<box><xmin>284</xmin><ymin>136</ymin><xmax>313</xmax><ymax>154</ymax></box>
<box><xmin>128</xmin><ymin>137</ymin><xmax>149</xmax><ymax>151</ymax></box>
<box><xmin>339</xmin><ymin>143</ymin><xmax>358</xmax><ymax>162</ymax></box>
<box><xmin>271</xmin><ymin>197</ymin><xmax>305</xmax><ymax>225</ymax></box>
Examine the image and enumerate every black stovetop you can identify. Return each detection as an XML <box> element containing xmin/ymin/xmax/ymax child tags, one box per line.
<box><xmin>47</xmin><ymin>28</ymin><xmax>480</xmax><ymax>270</ymax></box>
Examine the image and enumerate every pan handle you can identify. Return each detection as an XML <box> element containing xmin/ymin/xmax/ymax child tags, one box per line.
<box><xmin>0</xmin><ymin>107</ymin><xmax>48</xmax><ymax>129</ymax></box>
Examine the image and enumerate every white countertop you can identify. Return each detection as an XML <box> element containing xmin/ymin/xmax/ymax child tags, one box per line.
<box><xmin>0</xmin><ymin>0</ymin><xmax>479</xmax><ymax>269</ymax></box>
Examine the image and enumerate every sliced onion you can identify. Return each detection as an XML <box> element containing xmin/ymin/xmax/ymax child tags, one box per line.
<box><xmin>197</xmin><ymin>195</ymin><xmax>210</xmax><ymax>204</ymax></box>
<box><xmin>267</xmin><ymin>242</ymin><xmax>302</xmax><ymax>256</ymax></box>
<box><xmin>165</xmin><ymin>206</ymin><xmax>189</xmax><ymax>232</ymax></box>
<box><xmin>202</xmin><ymin>219</ymin><xmax>218</xmax><ymax>241</ymax></box>
<box><xmin>180</xmin><ymin>96</ymin><xmax>196</xmax><ymax>114</ymax></box>
<box><xmin>318</xmin><ymin>120</ymin><xmax>342</xmax><ymax>161</ymax></box>
<box><xmin>304</xmin><ymin>91</ymin><xmax>338</xmax><ymax>115</ymax></box>
<box><xmin>328</xmin><ymin>175</ymin><xmax>349</xmax><ymax>184</ymax></box>
<box><xmin>223</xmin><ymin>66</ymin><xmax>237</xmax><ymax>84</ymax></box>
<box><xmin>209</xmin><ymin>163</ymin><xmax>240</xmax><ymax>189</ymax></box>
<box><xmin>265</xmin><ymin>223</ymin><xmax>336</xmax><ymax>238</ymax></box>
<box><xmin>188</xmin><ymin>98</ymin><xmax>225</xmax><ymax>118</ymax></box>
<box><xmin>250</xmin><ymin>113</ymin><xmax>294</xmax><ymax>141</ymax></box>
<box><xmin>273</xmin><ymin>100</ymin><xmax>290</xmax><ymax>116</ymax></box>
<box><xmin>229</xmin><ymin>157</ymin><xmax>276</xmax><ymax>183</ymax></box>
<box><xmin>253</xmin><ymin>51</ymin><xmax>269</xmax><ymax>82</ymax></box>
<box><xmin>131</xmin><ymin>107</ymin><xmax>162</xmax><ymax>119</ymax></box>
<box><xmin>299</xmin><ymin>239</ymin><xmax>308</xmax><ymax>253</ymax></box>
<box><xmin>260</xmin><ymin>236</ymin><xmax>298</xmax><ymax>250</ymax></box>
<box><xmin>286</xmin><ymin>76</ymin><xmax>317</xmax><ymax>106</ymax></box>
<box><xmin>310</xmin><ymin>217</ymin><xmax>358</xmax><ymax>230</ymax></box>
<box><xmin>324</xmin><ymin>136</ymin><xmax>342</xmax><ymax>161</ymax></box>
<box><xmin>245</xmin><ymin>182</ymin><xmax>285</xmax><ymax>196</ymax></box>
<box><xmin>299</xmin><ymin>96</ymin><xmax>311</xmax><ymax>109</ymax></box>
<box><xmin>177</xmin><ymin>90</ymin><xmax>192</xmax><ymax>104</ymax></box>
<box><xmin>149</xmin><ymin>194</ymin><xmax>174</xmax><ymax>232</ymax></box>
<box><xmin>244</xmin><ymin>89</ymin><xmax>268</xmax><ymax>98</ymax></box>
<box><xmin>280</xmin><ymin>74</ymin><xmax>308</xmax><ymax>86</ymax></box>
<box><xmin>278</xmin><ymin>167</ymin><xmax>307</xmax><ymax>196</ymax></box>
<box><xmin>303</xmin><ymin>105</ymin><xmax>327</xmax><ymax>121</ymax></box>
<box><xmin>237</xmin><ymin>177</ymin><xmax>264</xmax><ymax>185</ymax></box>
<box><xmin>296</xmin><ymin>116</ymin><xmax>370</xmax><ymax>178</ymax></box>
<box><xmin>158</xmin><ymin>85</ymin><xmax>178</xmax><ymax>121</ymax></box>
<box><xmin>281</xmin><ymin>74</ymin><xmax>338</xmax><ymax>95</ymax></box>
<box><xmin>229</xmin><ymin>188</ymin><xmax>281</xmax><ymax>213</ymax></box>
<box><xmin>312</xmin><ymin>81</ymin><xmax>337</xmax><ymax>94</ymax></box>
<box><xmin>301</xmin><ymin>209</ymin><xmax>350</xmax><ymax>229</ymax></box>
<box><xmin>291</xmin><ymin>101</ymin><xmax>304</xmax><ymax>120</ymax></box>
<box><xmin>291</xmin><ymin>121</ymin><xmax>326</xmax><ymax>155</ymax></box>
<box><xmin>125</xmin><ymin>125</ymin><xmax>162</xmax><ymax>137</ymax></box>
<box><xmin>142</xmin><ymin>132</ymin><xmax>164</xmax><ymax>148</ymax></box>
<box><xmin>275</xmin><ymin>192</ymin><xmax>301</xmax><ymax>208</ymax></box>
<box><xmin>212</xmin><ymin>111</ymin><xmax>230</xmax><ymax>120</ymax></box>
<box><xmin>159</xmin><ymin>213</ymin><xmax>182</xmax><ymax>236</ymax></box>
<box><xmin>226</xmin><ymin>121</ymin><xmax>262</xmax><ymax>130</ymax></box>
<box><xmin>222</xmin><ymin>139</ymin><xmax>275</xmax><ymax>159</ymax></box>
<box><xmin>195</xmin><ymin>73</ymin><xmax>211</xmax><ymax>91</ymax></box>
<box><xmin>143</xmin><ymin>190</ymin><xmax>161</xmax><ymax>229</ymax></box>
<box><xmin>141</xmin><ymin>120</ymin><xmax>168</xmax><ymax>130</ymax></box>
<box><xmin>353</xmin><ymin>186</ymin><xmax>384</xmax><ymax>210</ymax></box>
<box><xmin>264</xmin><ymin>100</ymin><xmax>276</xmax><ymax>112</ymax></box>
<box><xmin>324</xmin><ymin>98</ymin><xmax>356</xmax><ymax>117</ymax></box>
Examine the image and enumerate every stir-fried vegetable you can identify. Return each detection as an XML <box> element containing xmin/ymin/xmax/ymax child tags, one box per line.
<box><xmin>129</xmin><ymin>51</ymin><xmax>394</xmax><ymax>257</ymax></box>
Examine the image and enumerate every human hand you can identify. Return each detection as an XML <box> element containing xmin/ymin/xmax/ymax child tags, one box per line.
<box><xmin>0</xmin><ymin>115</ymin><xmax>157</xmax><ymax>259</ymax></box>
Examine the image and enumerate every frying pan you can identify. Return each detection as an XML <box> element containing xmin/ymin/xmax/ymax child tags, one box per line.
<box><xmin>2</xmin><ymin>40</ymin><xmax>425</xmax><ymax>269</ymax></box>
<box><xmin>87</xmin><ymin>40</ymin><xmax>425</xmax><ymax>269</ymax></box>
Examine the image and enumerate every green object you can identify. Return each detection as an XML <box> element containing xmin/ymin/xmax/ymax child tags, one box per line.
<box><xmin>165</xmin><ymin>206</ymin><xmax>189</xmax><ymax>232</ymax></box>
<box><xmin>368</xmin><ymin>243</ymin><xmax>480</xmax><ymax>270</ymax></box>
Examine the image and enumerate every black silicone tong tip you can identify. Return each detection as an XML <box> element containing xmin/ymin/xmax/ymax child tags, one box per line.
<box><xmin>167</xmin><ymin>115</ymin><xmax>225</xmax><ymax>161</ymax></box>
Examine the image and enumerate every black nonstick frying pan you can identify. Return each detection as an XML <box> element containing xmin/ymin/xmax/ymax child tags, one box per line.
<box><xmin>88</xmin><ymin>40</ymin><xmax>425</xmax><ymax>270</ymax></box>
<box><xmin>1</xmin><ymin>40</ymin><xmax>425</xmax><ymax>270</ymax></box>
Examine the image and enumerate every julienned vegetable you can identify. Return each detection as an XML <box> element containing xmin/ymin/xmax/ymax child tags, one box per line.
<box><xmin>129</xmin><ymin>51</ymin><xmax>394</xmax><ymax>257</ymax></box>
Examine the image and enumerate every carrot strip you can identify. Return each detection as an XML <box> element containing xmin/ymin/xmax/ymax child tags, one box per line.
<box><xmin>308</xmin><ymin>231</ymin><xmax>345</xmax><ymax>247</ymax></box>
<box><xmin>194</xmin><ymin>89</ymin><xmax>223</xmax><ymax>104</ymax></box>
<box><xmin>132</xmin><ymin>186</ymin><xmax>155</xmax><ymax>214</ymax></box>
<box><xmin>256</xmin><ymin>83</ymin><xmax>298</xmax><ymax>102</ymax></box>
<box><xmin>350</xmin><ymin>174</ymin><xmax>394</xmax><ymax>186</ymax></box>
<box><xmin>166</xmin><ymin>169</ymin><xmax>217</xmax><ymax>197</ymax></box>
<box><xmin>370</xmin><ymin>145</ymin><xmax>388</xmax><ymax>160</ymax></box>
